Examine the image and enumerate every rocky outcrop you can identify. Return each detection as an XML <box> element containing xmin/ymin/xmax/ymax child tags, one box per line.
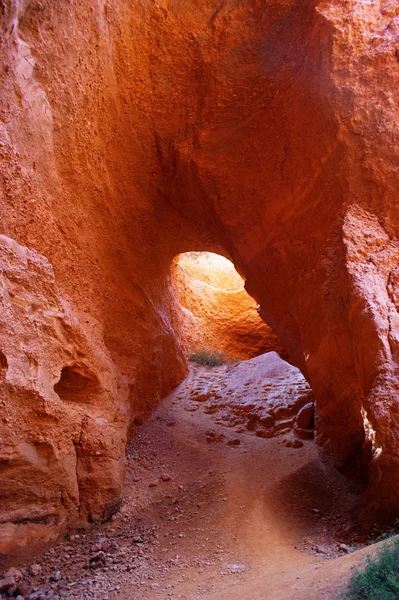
<box><xmin>0</xmin><ymin>235</ymin><xmax>128</xmax><ymax>559</ymax></box>
<box><xmin>172</xmin><ymin>252</ymin><xmax>283</xmax><ymax>360</ymax></box>
<box><xmin>179</xmin><ymin>352</ymin><xmax>315</xmax><ymax>445</ymax></box>
<box><xmin>1</xmin><ymin>0</ymin><xmax>399</xmax><ymax>558</ymax></box>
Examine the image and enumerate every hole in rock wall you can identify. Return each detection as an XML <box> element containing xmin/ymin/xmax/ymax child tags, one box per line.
<box><xmin>0</xmin><ymin>350</ymin><xmax>8</xmax><ymax>378</ymax></box>
<box><xmin>172</xmin><ymin>251</ymin><xmax>284</xmax><ymax>361</ymax></box>
<box><xmin>54</xmin><ymin>365</ymin><xmax>101</xmax><ymax>404</ymax></box>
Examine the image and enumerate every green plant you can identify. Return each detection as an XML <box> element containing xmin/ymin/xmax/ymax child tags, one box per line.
<box><xmin>188</xmin><ymin>350</ymin><xmax>226</xmax><ymax>367</ymax></box>
<box><xmin>342</xmin><ymin>536</ymin><xmax>399</xmax><ymax>600</ymax></box>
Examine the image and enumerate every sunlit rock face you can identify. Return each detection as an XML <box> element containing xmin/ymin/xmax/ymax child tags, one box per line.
<box><xmin>172</xmin><ymin>252</ymin><xmax>283</xmax><ymax>360</ymax></box>
<box><xmin>1</xmin><ymin>0</ymin><xmax>399</xmax><ymax>557</ymax></box>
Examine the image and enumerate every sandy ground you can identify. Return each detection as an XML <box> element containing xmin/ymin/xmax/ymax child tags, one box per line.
<box><xmin>4</xmin><ymin>354</ymin><xmax>388</xmax><ymax>600</ymax></box>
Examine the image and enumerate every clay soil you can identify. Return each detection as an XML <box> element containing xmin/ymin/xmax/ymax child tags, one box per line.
<box><xmin>10</xmin><ymin>355</ymin><xmax>387</xmax><ymax>600</ymax></box>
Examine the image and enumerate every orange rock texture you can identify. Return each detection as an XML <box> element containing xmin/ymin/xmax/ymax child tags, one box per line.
<box><xmin>1</xmin><ymin>0</ymin><xmax>399</xmax><ymax>557</ymax></box>
<box><xmin>172</xmin><ymin>252</ymin><xmax>283</xmax><ymax>360</ymax></box>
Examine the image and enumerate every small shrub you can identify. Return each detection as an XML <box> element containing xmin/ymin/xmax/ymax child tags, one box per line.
<box><xmin>342</xmin><ymin>536</ymin><xmax>399</xmax><ymax>600</ymax></box>
<box><xmin>188</xmin><ymin>350</ymin><xmax>226</xmax><ymax>367</ymax></box>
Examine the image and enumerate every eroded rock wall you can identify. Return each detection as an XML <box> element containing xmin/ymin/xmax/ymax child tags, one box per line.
<box><xmin>1</xmin><ymin>0</ymin><xmax>399</xmax><ymax>558</ymax></box>
<box><xmin>0</xmin><ymin>0</ymin><xmax>195</xmax><ymax>558</ymax></box>
<box><xmin>0</xmin><ymin>236</ymin><xmax>127</xmax><ymax>558</ymax></box>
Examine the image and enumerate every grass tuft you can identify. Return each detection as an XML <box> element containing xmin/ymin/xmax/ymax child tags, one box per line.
<box><xmin>188</xmin><ymin>350</ymin><xmax>227</xmax><ymax>367</ymax></box>
<box><xmin>343</xmin><ymin>536</ymin><xmax>399</xmax><ymax>600</ymax></box>
<box><xmin>370</xmin><ymin>520</ymin><xmax>399</xmax><ymax>544</ymax></box>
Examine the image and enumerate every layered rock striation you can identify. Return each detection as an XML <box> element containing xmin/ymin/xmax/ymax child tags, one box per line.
<box><xmin>1</xmin><ymin>0</ymin><xmax>399</xmax><ymax>557</ymax></box>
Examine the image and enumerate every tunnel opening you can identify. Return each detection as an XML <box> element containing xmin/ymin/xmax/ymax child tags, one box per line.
<box><xmin>170</xmin><ymin>250</ymin><xmax>316</xmax><ymax>444</ymax></box>
<box><xmin>171</xmin><ymin>251</ymin><xmax>284</xmax><ymax>363</ymax></box>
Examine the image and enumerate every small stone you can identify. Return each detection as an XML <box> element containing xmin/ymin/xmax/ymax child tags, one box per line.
<box><xmin>295</xmin><ymin>402</ymin><xmax>314</xmax><ymax>429</ymax></box>
<box><xmin>149</xmin><ymin>480</ymin><xmax>159</xmax><ymax>487</ymax></box>
<box><xmin>133</xmin><ymin>535</ymin><xmax>144</xmax><ymax>543</ymax></box>
<box><xmin>312</xmin><ymin>508</ymin><xmax>320</xmax><ymax>514</ymax></box>
<box><xmin>89</xmin><ymin>550</ymin><xmax>106</xmax><ymax>569</ymax></box>
<box><xmin>255</xmin><ymin>429</ymin><xmax>273</xmax><ymax>438</ymax></box>
<box><xmin>291</xmin><ymin>439</ymin><xmax>303</xmax><ymax>448</ymax></box>
<box><xmin>294</xmin><ymin>427</ymin><xmax>314</xmax><ymax>440</ymax></box>
<box><xmin>4</xmin><ymin>567</ymin><xmax>22</xmax><ymax>582</ymax></box>
<box><xmin>133</xmin><ymin>476</ymin><xmax>141</xmax><ymax>482</ymax></box>
<box><xmin>161</xmin><ymin>474</ymin><xmax>171</xmax><ymax>481</ymax></box>
<box><xmin>259</xmin><ymin>414</ymin><xmax>275</xmax><ymax>428</ymax></box>
<box><xmin>30</xmin><ymin>564</ymin><xmax>42</xmax><ymax>577</ymax></box>
<box><xmin>16</xmin><ymin>581</ymin><xmax>31</xmax><ymax>597</ymax></box>
<box><xmin>0</xmin><ymin>576</ymin><xmax>15</xmax><ymax>593</ymax></box>
<box><xmin>15</xmin><ymin>596</ymin><xmax>25</xmax><ymax>600</ymax></box>
<box><xmin>338</xmin><ymin>543</ymin><xmax>350</xmax><ymax>553</ymax></box>
<box><xmin>227</xmin><ymin>438</ymin><xmax>240</xmax><ymax>446</ymax></box>
<box><xmin>51</xmin><ymin>571</ymin><xmax>61</xmax><ymax>582</ymax></box>
<box><xmin>315</xmin><ymin>545</ymin><xmax>327</xmax><ymax>554</ymax></box>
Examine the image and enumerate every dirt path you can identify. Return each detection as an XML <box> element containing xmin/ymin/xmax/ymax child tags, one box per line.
<box><xmin>5</xmin><ymin>353</ymin><xmax>381</xmax><ymax>600</ymax></box>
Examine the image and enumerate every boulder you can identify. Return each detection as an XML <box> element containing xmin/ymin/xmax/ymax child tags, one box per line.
<box><xmin>295</xmin><ymin>403</ymin><xmax>315</xmax><ymax>430</ymax></box>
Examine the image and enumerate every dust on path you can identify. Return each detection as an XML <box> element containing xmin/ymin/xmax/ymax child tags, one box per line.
<box><xmin>13</xmin><ymin>353</ymin><xmax>376</xmax><ymax>600</ymax></box>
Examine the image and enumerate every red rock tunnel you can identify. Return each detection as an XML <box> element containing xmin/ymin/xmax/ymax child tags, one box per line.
<box><xmin>0</xmin><ymin>0</ymin><xmax>399</xmax><ymax>561</ymax></box>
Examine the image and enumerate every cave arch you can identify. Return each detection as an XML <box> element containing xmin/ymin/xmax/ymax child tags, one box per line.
<box><xmin>1</xmin><ymin>0</ymin><xmax>398</xmax><ymax>563</ymax></box>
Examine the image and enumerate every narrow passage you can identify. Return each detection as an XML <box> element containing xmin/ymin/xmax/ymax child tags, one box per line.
<box><xmin>15</xmin><ymin>352</ymin><xmax>372</xmax><ymax>600</ymax></box>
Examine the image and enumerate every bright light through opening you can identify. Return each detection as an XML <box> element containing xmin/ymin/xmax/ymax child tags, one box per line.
<box><xmin>172</xmin><ymin>251</ymin><xmax>282</xmax><ymax>361</ymax></box>
<box><xmin>361</xmin><ymin>407</ymin><xmax>382</xmax><ymax>458</ymax></box>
